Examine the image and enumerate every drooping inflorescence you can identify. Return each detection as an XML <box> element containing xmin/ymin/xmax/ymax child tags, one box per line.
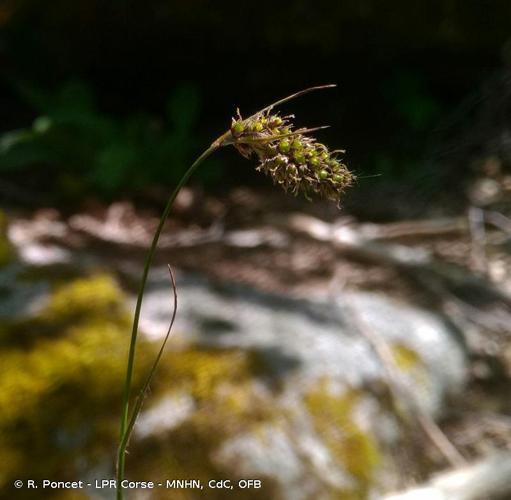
<box><xmin>117</xmin><ymin>85</ymin><xmax>354</xmax><ymax>499</ymax></box>
<box><xmin>228</xmin><ymin>102</ymin><xmax>353</xmax><ymax>204</ymax></box>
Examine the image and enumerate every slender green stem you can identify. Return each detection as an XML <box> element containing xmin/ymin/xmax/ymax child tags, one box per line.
<box><xmin>117</xmin><ymin>266</ymin><xmax>178</xmax><ymax>481</ymax></box>
<box><xmin>116</xmin><ymin>133</ymin><xmax>228</xmax><ymax>500</ymax></box>
<box><xmin>115</xmin><ymin>84</ymin><xmax>334</xmax><ymax>500</ymax></box>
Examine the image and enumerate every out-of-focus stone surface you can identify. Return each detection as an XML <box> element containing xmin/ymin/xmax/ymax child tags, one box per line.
<box><xmin>141</xmin><ymin>268</ymin><xmax>467</xmax><ymax>417</ymax></box>
<box><xmin>0</xmin><ymin>209</ymin><xmax>477</xmax><ymax>499</ymax></box>
<box><xmin>131</xmin><ymin>269</ymin><xmax>467</xmax><ymax>499</ymax></box>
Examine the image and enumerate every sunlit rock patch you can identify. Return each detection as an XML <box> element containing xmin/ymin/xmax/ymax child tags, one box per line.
<box><xmin>0</xmin><ymin>212</ymin><xmax>470</xmax><ymax>499</ymax></box>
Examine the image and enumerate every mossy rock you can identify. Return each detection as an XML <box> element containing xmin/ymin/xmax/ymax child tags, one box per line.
<box><xmin>0</xmin><ymin>274</ymin><xmax>154</xmax><ymax>494</ymax></box>
<box><xmin>305</xmin><ymin>381</ymin><xmax>381</xmax><ymax>498</ymax></box>
<box><xmin>0</xmin><ymin>272</ymin><xmax>280</xmax><ymax>498</ymax></box>
<box><xmin>1</xmin><ymin>273</ymin><xmax>127</xmax><ymax>345</ymax></box>
<box><xmin>391</xmin><ymin>342</ymin><xmax>422</xmax><ymax>372</ymax></box>
<box><xmin>128</xmin><ymin>348</ymin><xmax>280</xmax><ymax>499</ymax></box>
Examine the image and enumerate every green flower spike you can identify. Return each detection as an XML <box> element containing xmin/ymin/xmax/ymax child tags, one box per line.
<box><xmin>225</xmin><ymin>84</ymin><xmax>354</xmax><ymax>204</ymax></box>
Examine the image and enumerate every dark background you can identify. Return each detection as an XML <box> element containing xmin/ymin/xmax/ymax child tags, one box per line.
<box><xmin>1</xmin><ymin>0</ymin><xmax>511</xmax><ymax>218</ymax></box>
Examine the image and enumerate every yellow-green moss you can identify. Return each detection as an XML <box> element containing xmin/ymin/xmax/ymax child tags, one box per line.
<box><xmin>391</xmin><ymin>343</ymin><xmax>421</xmax><ymax>372</ymax></box>
<box><xmin>43</xmin><ymin>274</ymin><xmax>126</xmax><ymax>322</ymax></box>
<box><xmin>150</xmin><ymin>346</ymin><xmax>279</xmax><ymax>436</ymax></box>
<box><xmin>305</xmin><ymin>381</ymin><xmax>380</xmax><ymax>498</ymax></box>
<box><xmin>0</xmin><ymin>274</ymin><xmax>155</xmax><ymax>492</ymax></box>
<box><xmin>0</xmin><ymin>272</ymin><xmax>280</xmax><ymax>499</ymax></box>
<box><xmin>128</xmin><ymin>348</ymin><xmax>280</xmax><ymax>500</ymax></box>
<box><xmin>159</xmin><ymin>349</ymin><xmax>249</xmax><ymax>400</ymax></box>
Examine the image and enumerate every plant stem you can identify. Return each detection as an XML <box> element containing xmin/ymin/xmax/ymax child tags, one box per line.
<box><xmin>116</xmin><ymin>133</ymin><xmax>229</xmax><ymax>500</ymax></box>
<box><xmin>115</xmin><ymin>85</ymin><xmax>334</xmax><ymax>500</ymax></box>
<box><xmin>117</xmin><ymin>267</ymin><xmax>178</xmax><ymax>490</ymax></box>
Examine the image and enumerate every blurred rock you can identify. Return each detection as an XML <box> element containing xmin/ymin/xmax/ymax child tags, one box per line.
<box><xmin>1</xmin><ymin>213</ymin><xmax>471</xmax><ymax>499</ymax></box>
<box><xmin>131</xmin><ymin>268</ymin><xmax>468</xmax><ymax>499</ymax></box>
<box><xmin>142</xmin><ymin>270</ymin><xmax>467</xmax><ymax>414</ymax></box>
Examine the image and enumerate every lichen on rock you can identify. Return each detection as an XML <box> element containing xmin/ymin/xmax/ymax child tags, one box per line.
<box><xmin>304</xmin><ymin>380</ymin><xmax>381</xmax><ymax>498</ymax></box>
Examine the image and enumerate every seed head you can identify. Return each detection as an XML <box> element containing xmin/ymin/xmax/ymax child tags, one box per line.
<box><xmin>226</xmin><ymin>86</ymin><xmax>353</xmax><ymax>204</ymax></box>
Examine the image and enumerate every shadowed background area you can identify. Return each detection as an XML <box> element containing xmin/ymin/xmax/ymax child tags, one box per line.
<box><xmin>1</xmin><ymin>2</ymin><xmax>511</xmax><ymax>499</ymax></box>
<box><xmin>2</xmin><ymin>0</ymin><xmax>511</xmax><ymax>215</ymax></box>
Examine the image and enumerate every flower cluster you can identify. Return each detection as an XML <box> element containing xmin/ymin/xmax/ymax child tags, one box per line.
<box><xmin>229</xmin><ymin>110</ymin><xmax>353</xmax><ymax>203</ymax></box>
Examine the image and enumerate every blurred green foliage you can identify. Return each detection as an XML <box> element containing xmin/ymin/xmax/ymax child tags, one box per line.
<box><xmin>1</xmin><ymin>0</ymin><xmax>509</xmax><ymax>208</ymax></box>
<box><xmin>384</xmin><ymin>72</ymin><xmax>442</xmax><ymax>133</ymax></box>
<box><xmin>0</xmin><ymin>80</ymin><xmax>222</xmax><ymax>197</ymax></box>
<box><xmin>0</xmin><ymin>70</ymin><xmax>446</xmax><ymax>202</ymax></box>
<box><xmin>377</xmin><ymin>71</ymin><xmax>443</xmax><ymax>173</ymax></box>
